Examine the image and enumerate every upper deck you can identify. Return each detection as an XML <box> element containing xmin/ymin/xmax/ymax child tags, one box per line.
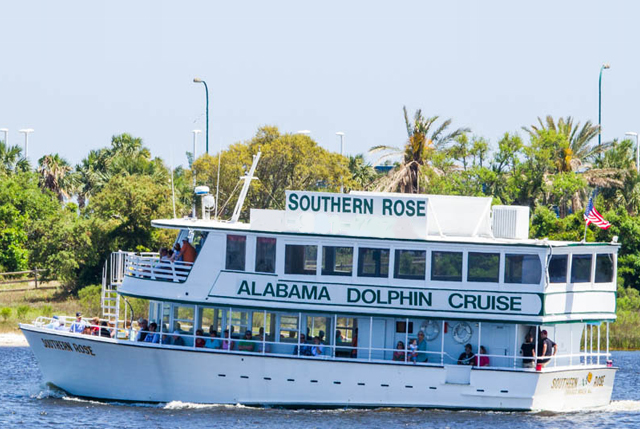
<box><xmin>119</xmin><ymin>191</ymin><xmax>619</xmax><ymax>324</ymax></box>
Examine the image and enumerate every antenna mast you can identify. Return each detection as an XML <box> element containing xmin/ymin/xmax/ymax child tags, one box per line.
<box><xmin>230</xmin><ymin>151</ymin><xmax>261</xmax><ymax>223</ymax></box>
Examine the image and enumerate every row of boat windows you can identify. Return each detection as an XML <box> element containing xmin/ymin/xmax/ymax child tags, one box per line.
<box><xmin>225</xmin><ymin>235</ymin><xmax>543</xmax><ymax>284</ymax></box>
<box><xmin>548</xmin><ymin>253</ymin><xmax>614</xmax><ymax>283</ymax></box>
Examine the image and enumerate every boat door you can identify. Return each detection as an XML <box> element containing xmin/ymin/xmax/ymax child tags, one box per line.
<box><xmin>480</xmin><ymin>323</ymin><xmax>513</xmax><ymax>368</ymax></box>
<box><xmin>370</xmin><ymin>318</ymin><xmax>386</xmax><ymax>361</ymax></box>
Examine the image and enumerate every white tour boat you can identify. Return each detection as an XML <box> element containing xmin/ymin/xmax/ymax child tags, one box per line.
<box><xmin>21</xmin><ymin>153</ymin><xmax>618</xmax><ymax>411</ymax></box>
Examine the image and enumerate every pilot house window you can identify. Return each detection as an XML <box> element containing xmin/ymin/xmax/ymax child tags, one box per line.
<box><xmin>357</xmin><ymin>248</ymin><xmax>389</xmax><ymax>278</ymax></box>
<box><xmin>322</xmin><ymin>246</ymin><xmax>353</xmax><ymax>276</ymax></box>
<box><xmin>255</xmin><ymin>237</ymin><xmax>276</xmax><ymax>273</ymax></box>
<box><xmin>394</xmin><ymin>250</ymin><xmax>426</xmax><ymax>279</ymax></box>
<box><xmin>285</xmin><ymin>245</ymin><xmax>317</xmax><ymax>275</ymax></box>
<box><xmin>571</xmin><ymin>254</ymin><xmax>592</xmax><ymax>283</ymax></box>
<box><xmin>548</xmin><ymin>255</ymin><xmax>568</xmax><ymax>283</ymax></box>
<box><xmin>431</xmin><ymin>251</ymin><xmax>462</xmax><ymax>282</ymax></box>
<box><xmin>225</xmin><ymin>235</ymin><xmax>246</xmax><ymax>271</ymax></box>
<box><xmin>505</xmin><ymin>254</ymin><xmax>542</xmax><ymax>284</ymax></box>
<box><xmin>467</xmin><ymin>252</ymin><xmax>500</xmax><ymax>283</ymax></box>
<box><xmin>595</xmin><ymin>254</ymin><xmax>614</xmax><ymax>283</ymax></box>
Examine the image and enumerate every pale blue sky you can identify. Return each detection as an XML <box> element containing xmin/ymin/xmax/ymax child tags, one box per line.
<box><xmin>1</xmin><ymin>1</ymin><xmax>638</xmax><ymax>167</ymax></box>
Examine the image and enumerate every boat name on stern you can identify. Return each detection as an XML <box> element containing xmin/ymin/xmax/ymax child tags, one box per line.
<box><xmin>41</xmin><ymin>338</ymin><xmax>96</xmax><ymax>356</ymax></box>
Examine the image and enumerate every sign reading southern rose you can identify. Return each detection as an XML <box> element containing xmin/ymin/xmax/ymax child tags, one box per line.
<box><xmin>284</xmin><ymin>191</ymin><xmax>429</xmax><ymax>239</ymax></box>
<box><xmin>208</xmin><ymin>273</ymin><xmax>543</xmax><ymax>317</ymax></box>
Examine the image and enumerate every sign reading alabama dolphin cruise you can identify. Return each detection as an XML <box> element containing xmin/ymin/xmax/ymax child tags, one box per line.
<box><xmin>284</xmin><ymin>190</ymin><xmax>429</xmax><ymax>239</ymax></box>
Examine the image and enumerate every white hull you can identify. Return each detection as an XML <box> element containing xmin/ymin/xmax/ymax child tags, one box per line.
<box><xmin>21</xmin><ymin>325</ymin><xmax>615</xmax><ymax>411</ymax></box>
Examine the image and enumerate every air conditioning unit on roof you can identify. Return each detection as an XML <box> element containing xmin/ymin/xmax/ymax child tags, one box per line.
<box><xmin>492</xmin><ymin>206</ymin><xmax>530</xmax><ymax>239</ymax></box>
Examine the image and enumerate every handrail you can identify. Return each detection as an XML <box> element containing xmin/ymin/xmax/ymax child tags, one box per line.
<box><xmin>124</xmin><ymin>255</ymin><xmax>194</xmax><ymax>282</ymax></box>
<box><xmin>30</xmin><ymin>316</ymin><xmax>613</xmax><ymax>372</ymax></box>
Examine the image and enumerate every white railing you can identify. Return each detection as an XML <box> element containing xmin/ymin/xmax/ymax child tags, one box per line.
<box><xmin>124</xmin><ymin>255</ymin><xmax>194</xmax><ymax>282</ymax></box>
<box><xmin>31</xmin><ymin>316</ymin><xmax>612</xmax><ymax>372</ymax></box>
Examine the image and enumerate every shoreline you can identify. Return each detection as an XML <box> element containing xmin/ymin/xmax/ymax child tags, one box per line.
<box><xmin>0</xmin><ymin>332</ymin><xmax>28</xmax><ymax>347</ymax></box>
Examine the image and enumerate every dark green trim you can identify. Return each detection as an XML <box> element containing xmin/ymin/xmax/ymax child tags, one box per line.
<box><xmin>152</xmin><ymin>220</ymin><xmax>619</xmax><ymax>249</ymax></box>
<box><xmin>544</xmin><ymin>290</ymin><xmax>616</xmax><ymax>296</ymax></box>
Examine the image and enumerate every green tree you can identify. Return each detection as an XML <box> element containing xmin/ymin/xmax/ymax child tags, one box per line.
<box><xmin>37</xmin><ymin>154</ymin><xmax>75</xmax><ymax>203</ymax></box>
<box><xmin>0</xmin><ymin>141</ymin><xmax>30</xmax><ymax>176</ymax></box>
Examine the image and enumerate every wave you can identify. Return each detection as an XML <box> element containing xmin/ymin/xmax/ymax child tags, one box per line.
<box><xmin>163</xmin><ymin>401</ymin><xmax>249</xmax><ymax>410</ymax></box>
<box><xmin>600</xmin><ymin>400</ymin><xmax>640</xmax><ymax>413</ymax></box>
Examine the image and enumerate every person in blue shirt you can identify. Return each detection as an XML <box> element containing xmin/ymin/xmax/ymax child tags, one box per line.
<box><xmin>144</xmin><ymin>322</ymin><xmax>160</xmax><ymax>343</ymax></box>
<box><xmin>416</xmin><ymin>331</ymin><xmax>428</xmax><ymax>363</ymax></box>
<box><xmin>205</xmin><ymin>330</ymin><xmax>222</xmax><ymax>349</ymax></box>
<box><xmin>69</xmin><ymin>312</ymin><xmax>86</xmax><ymax>334</ymax></box>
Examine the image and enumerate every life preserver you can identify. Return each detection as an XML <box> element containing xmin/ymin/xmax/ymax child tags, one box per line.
<box><xmin>420</xmin><ymin>320</ymin><xmax>440</xmax><ymax>341</ymax></box>
<box><xmin>452</xmin><ymin>322</ymin><xmax>473</xmax><ymax>344</ymax></box>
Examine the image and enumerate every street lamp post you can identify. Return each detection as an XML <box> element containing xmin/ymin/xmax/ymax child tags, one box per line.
<box><xmin>598</xmin><ymin>63</ymin><xmax>610</xmax><ymax>146</ymax></box>
<box><xmin>0</xmin><ymin>128</ymin><xmax>8</xmax><ymax>146</ymax></box>
<box><xmin>336</xmin><ymin>132</ymin><xmax>345</xmax><ymax>193</ymax></box>
<box><xmin>18</xmin><ymin>129</ymin><xmax>34</xmax><ymax>158</ymax></box>
<box><xmin>193</xmin><ymin>78</ymin><xmax>209</xmax><ymax>154</ymax></box>
<box><xmin>191</xmin><ymin>130</ymin><xmax>202</xmax><ymax>218</ymax></box>
<box><xmin>626</xmin><ymin>131</ymin><xmax>639</xmax><ymax>173</ymax></box>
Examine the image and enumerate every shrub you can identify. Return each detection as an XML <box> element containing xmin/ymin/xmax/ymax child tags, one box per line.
<box><xmin>0</xmin><ymin>307</ymin><xmax>11</xmax><ymax>321</ymax></box>
<box><xmin>16</xmin><ymin>305</ymin><xmax>30</xmax><ymax>320</ymax></box>
<box><xmin>78</xmin><ymin>284</ymin><xmax>102</xmax><ymax>317</ymax></box>
<box><xmin>41</xmin><ymin>304</ymin><xmax>53</xmax><ymax>317</ymax></box>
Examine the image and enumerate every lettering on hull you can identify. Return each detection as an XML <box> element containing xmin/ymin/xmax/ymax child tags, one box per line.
<box><xmin>41</xmin><ymin>338</ymin><xmax>96</xmax><ymax>356</ymax></box>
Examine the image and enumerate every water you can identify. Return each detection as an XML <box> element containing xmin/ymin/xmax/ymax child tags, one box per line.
<box><xmin>1</xmin><ymin>348</ymin><xmax>639</xmax><ymax>429</ymax></box>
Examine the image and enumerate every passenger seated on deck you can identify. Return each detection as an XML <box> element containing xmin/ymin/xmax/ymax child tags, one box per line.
<box><xmin>393</xmin><ymin>341</ymin><xmax>406</xmax><ymax>362</ymax></box>
<box><xmin>253</xmin><ymin>327</ymin><xmax>269</xmax><ymax>353</ymax></box>
<box><xmin>457</xmin><ymin>343</ymin><xmax>475</xmax><ymax>365</ymax></box>
<box><xmin>537</xmin><ymin>330</ymin><xmax>557</xmax><ymax>367</ymax></box>
<box><xmin>90</xmin><ymin>317</ymin><xmax>100</xmax><ymax>335</ymax></box>
<box><xmin>176</xmin><ymin>238</ymin><xmax>197</xmax><ymax>264</ymax></box>
<box><xmin>520</xmin><ymin>334</ymin><xmax>535</xmax><ymax>368</ymax></box>
<box><xmin>195</xmin><ymin>329</ymin><xmax>206</xmax><ymax>348</ymax></box>
<box><xmin>99</xmin><ymin>321</ymin><xmax>111</xmax><ymax>338</ymax></box>
<box><xmin>205</xmin><ymin>330</ymin><xmax>221</xmax><ymax>349</ymax></box>
<box><xmin>294</xmin><ymin>334</ymin><xmax>312</xmax><ymax>356</ymax></box>
<box><xmin>222</xmin><ymin>329</ymin><xmax>234</xmax><ymax>350</ymax></box>
<box><xmin>82</xmin><ymin>326</ymin><xmax>92</xmax><ymax>335</ymax></box>
<box><xmin>170</xmin><ymin>243</ymin><xmax>181</xmax><ymax>262</ymax></box>
<box><xmin>172</xmin><ymin>330</ymin><xmax>185</xmax><ymax>346</ymax></box>
<box><xmin>144</xmin><ymin>322</ymin><xmax>160</xmax><ymax>343</ymax></box>
<box><xmin>476</xmin><ymin>345</ymin><xmax>489</xmax><ymax>367</ymax></box>
<box><xmin>136</xmin><ymin>319</ymin><xmax>149</xmax><ymax>342</ymax></box>
<box><xmin>415</xmin><ymin>331</ymin><xmax>428</xmax><ymax>363</ymax></box>
<box><xmin>238</xmin><ymin>330</ymin><xmax>255</xmax><ymax>352</ymax></box>
<box><xmin>311</xmin><ymin>336</ymin><xmax>323</xmax><ymax>356</ymax></box>
<box><xmin>69</xmin><ymin>312</ymin><xmax>86</xmax><ymax>334</ymax></box>
<box><xmin>409</xmin><ymin>339</ymin><xmax>418</xmax><ymax>363</ymax></box>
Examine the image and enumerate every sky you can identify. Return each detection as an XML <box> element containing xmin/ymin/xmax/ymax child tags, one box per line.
<box><xmin>1</xmin><ymin>1</ymin><xmax>639</xmax><ymax>168</ymax></box>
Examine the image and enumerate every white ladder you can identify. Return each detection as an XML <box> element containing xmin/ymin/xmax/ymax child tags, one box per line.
<box><xmin>101</xmin><ymin>251</ymin><xmax>128</xmax><ymax>323</ymax></box>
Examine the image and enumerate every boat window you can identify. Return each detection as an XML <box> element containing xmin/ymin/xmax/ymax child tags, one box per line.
<box><xmin>467</xmin><ymin>252</ymin><xmax>500</xmax><ymax>283</ymax></box>
<box><xmin>225</xmin><ymin>235</ymin><xmax>246</xmax><ymax>271</ymax></box>
<box><xmin>548</xmin><ymin>255</ymin><xmax>568</xmax><ymax>283</ymax></box>
<box><xmin>505</xmin><ymin>254</ymin><xmax>542</xmax><ymax>284</ymax></box>
<box><xmin>336</xmin><ymin>317</ymin><xmax>357</xmax><ymax>358</ymax></box>
<box><xmin>571</xmin><ymin>254</ymin><xmax>593</xmax><ymax>283</ymax></box>
<box><xmin>430</xmin><ymin>251</ymin><xmax>462</xmax><ymax>282</ymax></box>
<box><xmin>284</xmin><ymin>244</ymin><xmax>318</xmax><ymax>275</ymax></box>
<box><xmin>172</xmin><ymin>305</ymin><xmax>194</xmax><ymax>335</ymax></box>
<box><xmin>279</xmin><ymin>314</ymin><xmax>299</xmax><ymax>341</ymax></box>
<box><xmin>255</xmin><ymin>237</ymin><xmax>277</xmax><ymax>273</ymax></box>
<box><xmin>199</xmin><ymin>307</ymin><xmax>223</xmax><ymax>334</ymax></box>
<box><xmin>595</xmin><ymin>254</ymin><xmax>614</xmax><ymax>283</ymax></box>
<box><xmin>357</xmin><ymin>248</ymin><xmax>390</xmax><ymax>278</ymax></box>
<box><xmin>192</xmin><ymin>231</ymin><xmax>208</xmax><ymax>254</ymax></box>
<box><xmin>322</xmin><ymin>246</ymin><xmax>353</xmax><ymax>276</ymax></box>
<box><xmin>306</xmin><ymin>315</ymin><xmax>332</xmax><ymax>344</ymax></box>
<box><xmin>229</xmin><ymin>311</ymin><xmax>250</xmax><ymax>338</ymax></box>
<box><xmin>251</xmin><ymin>311</ymin><xmax>273</xmax><ymax>339</ymax></box>
<box><xmin>396</xmin><ymin>321</ymin><xmax>414</xmax><ymax>334</ymax></box>
<box><xmin>160</xmin><ymin>302</ymin><xmax>171</xmax><ymax>333</ymax></box>
<box><xmin>394</xmin><ymin>250</ymin><xmax>426</xmax><ymax>280</ymax></box>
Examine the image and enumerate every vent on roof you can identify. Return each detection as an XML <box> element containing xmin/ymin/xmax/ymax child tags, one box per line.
<box><xmin>492</xmin><ymin>206</ymin><xmax>530</xmax><ymax>239</ymax></box>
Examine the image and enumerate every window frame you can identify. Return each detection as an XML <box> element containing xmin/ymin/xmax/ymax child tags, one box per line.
<box><xmin>357</xmin><ymin>247</ymin><xmax>390</xmax><ymax>278</ymax></box>
<box><xmin>225</xmin><ymin>234</ymin><xmax>247</xmax><ymax>271</ymax></box>
<box><xmin>430</xmin><ymin>250</ymin><xmax>463</xmax><ymax>282</ymax></box>
<box><xmin>393</xmin><ymin>249</ymin><xmax>426</xmax><ymax>280</ymax></box>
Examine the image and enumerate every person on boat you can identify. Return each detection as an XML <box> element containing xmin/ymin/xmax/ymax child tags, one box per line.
<box><xmin>90</xmin><ymin>317</ymin><xmax>100</xmax><ymax>335</ymax></box>
<box><xmin>175</xmin><ymin>238</ymin><xmax>196</xmax><ymax>264</ymax></box>
<box><xmin>253</xmin><ymin>327</ymin><xmax>269</xmax><ymax>353</ymax></box>
<box><xmin>537</xmin><ymin>330</ymin><xmax>557</xmax><ymax>367</ymax></box>
<box><xmin>136</xmin><ymin>318</ymin><xmax>149</xmax><ymax>342</ymax></box>
<box><xmin>294</xmin><ymin>333</ymin><xmax>312</xmax><ymax>356</ymax></box>
<box><xmin>476</xmin><ymin>345</ymin><xmax>489</xmax><ymax>367</ymax></box>
<box><xmin>415</xmin><ymin>330</ymin><xmax>428</xmax><ymax>363</ymax></box>
<box><xmin>69</xmin><ymin>312</ymin><xmax>86</xmax><ymax>334</ymax></box>
<box><xmin>195</xmin><ymin>329</ymin><xmax>206</xmax><ymax>348</ymax></box>
<box><xmin>408</xmin><ymin>339</ymin><xmax>418</xmax><ymax>363</ymax></box>
<box><xmin>350</xmin><ymin>330</ymin><xmax>358</xmax><ymax>358</ymax></box>
<box><xmin>311</xmin><ymin>336</ymin><xmax>323</xmax><ymax>356</ymax></box>
<box><xmin>393</xmin><ymin>341</ymin><xmax>406</xmax><ymax>362</ymax></box>
<box><xmin>238</xmin><ymin>330</ymin><xmax>255</xmax><ymax>352</ymax></box>
<box><xmin>170</xmin><ymin>243</ymin><xmax>181</xmax><ymax>262</ymax></box>
<box><xmin>144</xmin><ymin>322</ymin><xmax>160</xmax><ymax>343</ymax></box>
<box><xmin>171</xmin><ymin>330</ymin><xmax>186</xmax><ymax>346</ymax></box>
<box><xmin>205</xmin><ymin>330</ymin><xmax>221</xmax><ymax>349</ymax></box>
<box><xmin>318</xmin><ymin>330</ymin><xmax>326</xmax><ymax>344</ymax></box>
<box><xmin>99</xmin><ymin>321</ymin><xmax>111</xmax><ymax>338</ymax></box>
<box><xmin>457</xmin><ymin>344</ymin><xmax>475</xmax><ymax>365</ymax></box>
<box><xmin>520</xmin><ymin>333</ymin><xmax>536</xmax><ymax>368</ymax></box>
<box><xmin>222</xmin><ymin>329</ymin><xmax>234</xmax><ymax>350</ymax></box>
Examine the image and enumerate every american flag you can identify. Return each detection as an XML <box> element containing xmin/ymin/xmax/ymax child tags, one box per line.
<box><xmin>584</xmin><ymin>196</ymin><xmax>611</xmax><ymax>229</ymax></box>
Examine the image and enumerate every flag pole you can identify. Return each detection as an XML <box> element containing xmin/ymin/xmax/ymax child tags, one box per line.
<box><xmin>582</xmin><ymin>218</ymin><xmax>588</xmax><ymax>242</ymax></box>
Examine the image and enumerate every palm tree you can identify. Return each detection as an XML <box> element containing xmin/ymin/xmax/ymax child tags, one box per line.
<box><xmin>348</xmin><ymin>154</ymin><xmax>378</xmax><ymax>191</ymax></box>
<box><xmin>0</xmin><ymin>141</ymin><xmax>30</xmax><ymax>175</ymax></box>
<box><xmin>522</xmin><ymin>115</ymin><xmax>609</xmax><ymax>172</ymax></box>
<box><xmin>369</xmin><ymin>106</ymin><xmax>469</xmax><ymax>193</ymax></box>
<box><xmin>75</xmin><ymin>149</ymin><xmax>111</xmax><ymax>209</ymax></box>
<box><xmin>38</xmin><ymin>154</ymin><xmax>75</xmax><ymax>203</ymax></box>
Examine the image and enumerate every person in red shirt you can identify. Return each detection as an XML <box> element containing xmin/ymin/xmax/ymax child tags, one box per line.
<box><xmin>178</xmin><ymin>238</ymin><xmax>197</xmax><ymax>263</ymax></box>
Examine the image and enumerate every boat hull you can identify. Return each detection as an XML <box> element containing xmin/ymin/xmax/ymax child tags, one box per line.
<box><xmin>21</xmin><ymin>325</ymin><xmax>615</xmax><ymax>411</ymax></box>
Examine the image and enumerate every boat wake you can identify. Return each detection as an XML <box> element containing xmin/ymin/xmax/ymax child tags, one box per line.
<box><xmin>163</xmin><ymin>401</ymin><xmax>249</xmax><ymax>410</ymax></box>
<box><xmin>599</xmin><ymin>400</ymin><xmax>640</xmax><ymax>413</ymax></box>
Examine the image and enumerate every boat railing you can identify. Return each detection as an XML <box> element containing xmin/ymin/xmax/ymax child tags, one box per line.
<box><xmin>30</xmin><ymin>316</ymin><xmax>613</xmax><ymax>372</ymax></box>
<box><xmin>124</xmin><ymin>254</ymin><xmax>194</xmax><ymax>282</ymax></box>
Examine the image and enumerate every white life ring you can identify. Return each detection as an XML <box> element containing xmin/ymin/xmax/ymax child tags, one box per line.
<box><xmin>452</xmin><ymin>322</ymin><xmax>473</xmax><ymax>344</ymax></box>
<box><xmin>420</xmin><ymin>320</ymin><xmax>440</xmax><ymax>341</ymax></box>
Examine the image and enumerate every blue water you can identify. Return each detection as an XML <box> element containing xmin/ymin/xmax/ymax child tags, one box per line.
<box><xmin>1</xmin><ymin>347</ymin><xmax>639</xmax><ymax>429</ymax></box>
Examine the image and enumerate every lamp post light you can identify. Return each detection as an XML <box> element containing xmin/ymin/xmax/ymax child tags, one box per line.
<box><xmin>626</xmin><ymin>131</ymin><xmax>639</xmax><ymax>173</ymax></box>
<box><xmin>18</xmin><ymin>129</ymin><xmax>34</xmax><ymax>158</ymax></box>
<box><xmin>336</xmin><ymin>132</ymin><xmax>345</xmax><ymax>193</ymax></box>
<box><xmin>598</xmin><ymin>63</ymin><xmax>610</xmax><ymax>146</ymax></box>
<box><xmin>0</xmin><ymin>128</ymin><xmax>7</xmax><ymax>146</ymax></box>
<box><xmin>192</xmin><ymin>78</ymin><xmax>209</xmax><ymax>154</ymax></box>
